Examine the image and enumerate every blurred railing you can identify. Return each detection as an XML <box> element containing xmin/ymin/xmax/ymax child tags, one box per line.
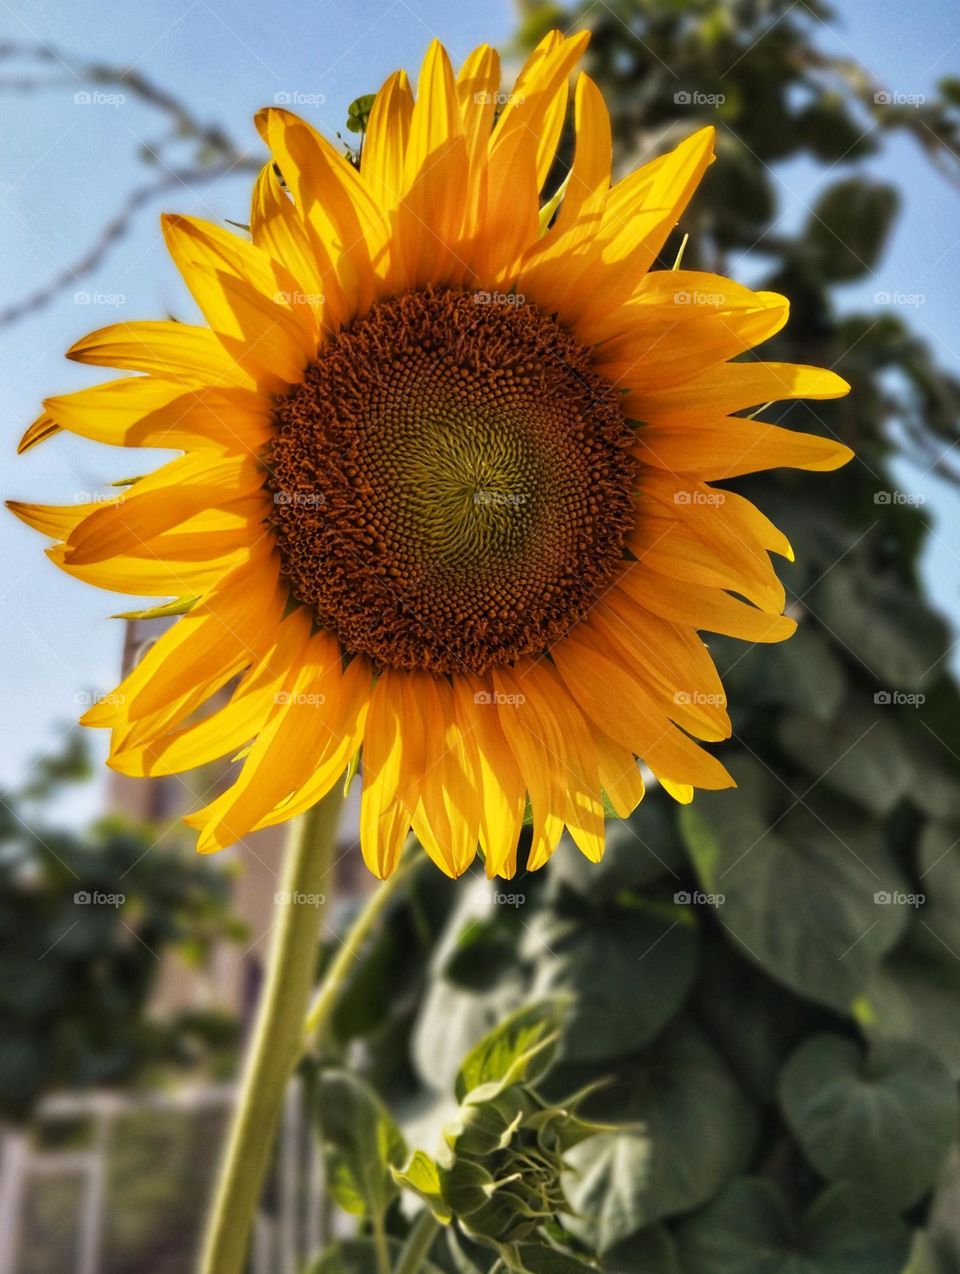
<box><xmin>0</xmin><ymin>1081</ymin><xmax>327</xmax><ymax>1274</ymax></box>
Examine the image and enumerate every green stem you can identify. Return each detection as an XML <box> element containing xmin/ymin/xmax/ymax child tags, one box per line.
<box><xmin>199</xmin><ymin>787</ymin><xmax>344</xmax><ymax>1274</ymax></box>
<box><xmin>302</xmin><ymin>839</ymin><xmax>419</xmax><ymax>1044</ymax></box>
<box><xmin>372</xmin><ymin>1211</ymin><xmax>392</xmax><ymax>1274</ymax></box>
<box><xmin>394</xmin><ymin>1210</ymin><xmax>441</xmax><ymax>1274</ymax></box>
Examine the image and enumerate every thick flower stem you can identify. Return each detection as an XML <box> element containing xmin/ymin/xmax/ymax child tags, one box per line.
<box><xmin>394</xmin><ymin>1210</ymin><xmax>442</xmax><ymax>1274</ymax></box>
<box><xmin>199</xmin><ymin>787</ymin><xmax>344</xmax><ymax>1274</ymax></box>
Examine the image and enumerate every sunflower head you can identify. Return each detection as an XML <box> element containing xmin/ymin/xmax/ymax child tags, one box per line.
<box><xmin>11</xmin><ymin>31</ymin><xmax>852</xmax><ymax>880</ymax></box>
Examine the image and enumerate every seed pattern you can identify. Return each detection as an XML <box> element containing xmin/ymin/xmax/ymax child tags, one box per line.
<box><xmin>265</xmin><ymin>286</ymin><xmax>636</xmax><ymax>674</ymax></box>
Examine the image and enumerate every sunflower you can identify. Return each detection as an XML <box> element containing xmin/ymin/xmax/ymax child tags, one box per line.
<box><xmin>11</xmin><ymin>33</ymin><xmax>852</xmax><ymax>880</ymax></box>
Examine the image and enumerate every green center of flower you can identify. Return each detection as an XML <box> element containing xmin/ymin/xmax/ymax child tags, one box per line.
<box><xmin>265</xmin><ymin>286</ymin><xmax>636</xmax><ymax>675</ymax></box>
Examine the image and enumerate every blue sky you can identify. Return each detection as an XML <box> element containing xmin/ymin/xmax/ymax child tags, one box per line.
<box><xmin>1</xmin><ymin>0</ymin><xmax>957</xmax><ymax>825</ymax></box>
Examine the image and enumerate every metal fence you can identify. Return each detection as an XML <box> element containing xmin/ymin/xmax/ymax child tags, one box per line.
<box><xmin>0</xmin><ymin>1082</ymin><xmax>327</xmax><ymax>1274</ymax></box>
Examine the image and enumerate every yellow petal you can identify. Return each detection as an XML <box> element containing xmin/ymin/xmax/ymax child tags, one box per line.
<box><xmin>552</xmin><ymin>628</ymin><xmax>735</xmax><ymax>790</ymax></box>
<box><xmin>8</xmin><ymin>497</ymin><xmax>120</xmax><ymax>539</ymax></box>
<box><xmin>161</xmin><ymin>213</ymin><xmax>315</xmax><ymax>386</ymax></box>
<box><xmin>17</xmin><ymin>411</ymin><xmax>60</xmax><ymax>455</ymax></box>
<box><xmin>66</xmin><ymin>321</ymin><xmax>256</xmax><ymax>388</ymax></box>
<box><xmin>590</xmin><ymin>279</ymin><xmax>789</xmax><ymax>387</ymax></box>
<box><xmin>363</xmin><ymin>70</ymin><xmax>414</xmax><ymax>210</ymax></box>
<box><xmin>43</xmin><ymin>377</ymin><xmax>271</xmax><ymax>452</ymax></box>
<box><xmin>519</xmin><ymin>74</ymin><xmax>611</xmax><ymax>313</ymax></box>
<box><xmin>109</xmin><ymin>609</ymin><xmax>311</xmax><ymax>776</ymax></box>
<box><xmin>190</xmin><ymin>627</ymin><xmax>350</xmax><ymax>852</ymax></box>
<box><xmin>396</xmin><ymin>41</ymin><xmax>469</xmax><ymax>289</ymax></box>
<box><xmin>359</xmin><ymin>672</ymin><xmax>412</xmax><ymax>879</ymax></box>
<box><xmin>492</xmin><ymin>664</ymin><xmax>565</xmax><ymax>872</ymax></box>
<box><xmin>83</xmin><ymin>548</ymin><xmax>283</xmax><ymax>730</ymax></box>
<box><xmin>587</xmin><ymin>601</ymin><xmax>731</xmax><ymax>741</ymax></box>
<box><xmin>618</xmin><ymin>563</ymin><xmax>796</xmax><ymax>644</ymax></box>
<box><xmin>250</xmin><ymin>654</ymin><xmax>372</xmax><ymax>832</ymax></box>
<box><xmin>592</xmin><ymin>726</ymin><xmax>645</xmax><ymax>819</ymax></box>
<box><xmin>625</xmin><ymin>361</ymin><xmax>850</xmax><ymax>426</ymax></box>
<box><xmin>636</xmin><ymin>414</ymin><xmax>854</xmax><ymax>478</ymax></box>
<box><xmin>62</xmin><ymin>454</ymin><xmax>264</xmax><ymax>564</ymax></box>
<box><xmin>255</xmin><ymin>107</ymin><xmax>391</xmax><ymax>313</ymax></box>
<box><xmin>250</xmin><ymin>164</ymin><xmax>339</xmax><ymax>330</ymax></box>
<box><xmin>455</xmin><ymin>675</ymin><xmax>525</xmax><ymax>879</ymax></box>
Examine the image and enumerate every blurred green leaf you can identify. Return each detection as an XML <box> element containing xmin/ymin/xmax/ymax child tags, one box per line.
<box><xmin>530</xmin><ymin>907</ymin><xmax>697</xmax><ymax>1062</ymax></box>
<box><xmin>681</xmin><ymin>761</ymin><xmax>908</xmax><ymax>1010</ymax></box>
<box><xmin>314</xmin><ymin>1070</ymin><xmax>406</xmax><ymax>1220</ymax></box>
<box><xmin>779</xmin><ymin>1034</ymin><xmax>957</xmax><ymax>1208</ymax></box>
<box><xmin>345</xmin><ymin>93</ymin><xmax>375</xmax><ymax>134</ymax></box>
<box><xmin>856</xmin><ymin>945</ymin><xmax>960</xmax><ymax>1077</ymax></box>
<box><xmin>392</xmin><ymin>1150</ymin><xmax>451</xmax><ymax>1223</ymax></box>
<box><xmin>455</xmin><ymin>999</ymin><xmax>565</xmax><ymax>1102</ymax></box>
<box><xmin>802</xmin><ymin>179</ymin><xmax>899</xmax><ymax>281</ymax></box>
<box><xmin>603</xmin><ymin>1224</ymin><xmax>681</xmax><ymax>1273</ymax></box>
<box><xmin>677</xmin><ymin>1178</ymin><xmax>911</xmax><ymax>1273</ymax></box>
<box><xmin>564</xmin><ymin>1023</ymin><xmax>756</xmax><ymax>1249</ymax></box>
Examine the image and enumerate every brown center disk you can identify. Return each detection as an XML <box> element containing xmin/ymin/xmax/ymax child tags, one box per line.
<box><xmin>265</xmin><ymin>286</ymin><xmax>637</xmax><ymax>675</ymax></box>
